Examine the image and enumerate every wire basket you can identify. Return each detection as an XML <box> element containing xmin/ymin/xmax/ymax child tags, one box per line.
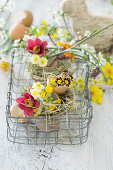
<box><xmin>6</xmin><ymin>51</ymin><xmax>93</xmax><ymax>145</ymax></box>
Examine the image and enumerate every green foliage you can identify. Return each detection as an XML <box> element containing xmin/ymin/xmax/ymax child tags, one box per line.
<box><xmin>104</xmin><ymin>55</ymin><xmax>110</xmax><ymax>62</ymax></box>
<box><xmin>29</xmin><ymin>26</ymin><xmax>38</xmax><ymax>35</ymax></box>
<box><xmin>111</xmin><ymin>0</ymin><xmax>113</xmax><ymax>5</ymax></box>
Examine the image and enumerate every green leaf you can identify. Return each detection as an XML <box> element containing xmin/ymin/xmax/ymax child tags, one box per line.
<box><xmin>48</xmin><ymin>26</ymin><xmax>56</xmax><ymax>35</ymax></box>
<box><xmin>104</xmin><ymin>54</ymin><xmax>110</xmax><ymax>62</ymax></box>
<box><xmin>111</xmin><ymin>0</ymin><xmax>113</xmax><ymax>5</ymax></box>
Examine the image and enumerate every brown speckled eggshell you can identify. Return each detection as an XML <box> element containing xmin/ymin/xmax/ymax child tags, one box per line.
<box><xmin>9</xmin><ymin>23</ymin><xmax>29</xmax><ymax>40</ymax></box>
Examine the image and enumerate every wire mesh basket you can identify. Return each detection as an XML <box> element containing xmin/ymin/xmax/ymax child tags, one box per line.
<box><xmin>6</xmin><ymin>51</ymin><xmax>93</xmax><ymax>145</ymax></box>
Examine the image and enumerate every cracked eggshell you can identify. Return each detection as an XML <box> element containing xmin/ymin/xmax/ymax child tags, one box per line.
<box><xmin>47</xmin><ymin>76</ymin><xmax>68</xmax><ymax>95</ymax></box>
<box><xmin>9</xmin><ymin>23</ymin><xmax>29</xmax><ymax>40</ymax></box>
<box><xmin>10</xmin><ymin>102</ymin><xmax>26</xmax><ymax>122</ymax></box>
<box><xmin>53</xmin><ymin>86</ymin><xmax>68</xmax><ymax>95</ymax></box>
<box><xmin>13</xmin><ymin>10</ymin><xmax>33</xmax><ymax>27</ymax></box>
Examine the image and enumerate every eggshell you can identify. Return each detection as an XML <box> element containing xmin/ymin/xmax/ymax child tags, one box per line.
<box><xmin>9</xmin><ymin>23</ymin><xmax>29</xmax><ymax>40</ymax></box>
<box><xmin>53</xmin><ymin>86</ymin><xmax>68</xmax><ymax>95</ymax></box>
<box><xmin>10</xmin><ymin>102</ymin><xmax>26</xmax><ymax>122</ymax></box>
<box><xmin>13</xmin><ymin>10</ymin><xmax>33</xmax><ymax>26</ymax></box>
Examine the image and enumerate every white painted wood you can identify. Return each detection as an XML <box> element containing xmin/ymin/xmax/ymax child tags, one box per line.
<box><xmin>0</xmin><ymin>0</ymin><xmax>113</xmax><ymax>169</ymax></box>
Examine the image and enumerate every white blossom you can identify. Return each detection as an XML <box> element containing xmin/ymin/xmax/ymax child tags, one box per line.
<box><xmin>5</xmin><ymin>0</ymin><xmax>15</xmax><ymax>12</ymax></box>
<box><xmin>84</xmin><ymin>31</ymin><xmax>91</xmax><ymax>37</ymax></box>
<box><xmin>0</xmin><ymin>18</ymin><xmax>5</xmax><ymax>28</ymax></box>
<box><xmin>23</xmin><ymin>35</ymin><xmax>36</xmax><ymax>42</ymax></box>
<box><xmin>0</xmin><ymin>30</ymin><xmax>7</xmax><ymax>40</ymax></box>
<box><xmin>13</xmin><ymin>39</ymin><xmax>20</xmax><ymax>47</ymax></box>
<box><xmin>80</xmin><ymin>43</ymin><xmax>96</xmax><ymax>54</ymax></box>
<box><xmin>78</xmin><ymin>36</ymin><xmax>82</xmax><ymax>40</ymax></box>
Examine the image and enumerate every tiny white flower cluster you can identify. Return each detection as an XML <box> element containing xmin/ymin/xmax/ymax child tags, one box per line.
<box><xmin>0</xmin><ymin>30</ymin><xmax>7</xmax><ymax>40</ymax></box>
<box><xmin>47</xmin><ymin>7</ymin><xmax>64</xmax><ymax>26</ymax></box>
<box><xmin>13</xmin><ymin>39</ymin><xmax>20</xmax><ymax>47</ymax></box>
<box><xmin>56</xmin><ymin>28</ymin><xmax>68</xmax><ymax>43</ymax></box>
<box><xmin>0</xmin><ymin>0</ymin><xmax>15</xmax><ymax>12</ymax></box>
<box><xmin>23</xmin><ymin>35</ymin><xmax>36</xmax><ymax>42</ymax></box>
<box><xmin>98</xmin><ymin>52</ymin><xmax>106</xmax><ymax>66</ymax></box>
<box><xmin>0</xmin><ymin>18</ymin><xmax>5</xmax><ymax>28</ymax></box>
<box><xmin>38</xmin><ymin>34</ymin><xmax>49</xmax><ymax>42</ymax></box>
<box><xmin>84</xmin><ymin>31</ymin><xmax>91</xmax><ymax>37</ymax></box>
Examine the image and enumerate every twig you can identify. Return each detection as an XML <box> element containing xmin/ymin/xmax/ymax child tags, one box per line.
<box><xmin>48</xmin><ymin>33</ymin><xmax>57</xmax><ymax>47</ymax></box>
<box><xmin>62</xmin><ymin>15</ymin><xmax>73</xmax><ymax>38</ymax></box>
<box><xmin>0</xmin><ymin>0</ymin><xmax>9</xmax><ymax>12</ymax></box>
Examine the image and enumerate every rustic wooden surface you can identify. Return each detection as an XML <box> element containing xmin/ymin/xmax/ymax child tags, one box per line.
<box><xmin>0</xmin><ymin>0</ymin><xmax>113</xmax><ymax>169</ymax></box>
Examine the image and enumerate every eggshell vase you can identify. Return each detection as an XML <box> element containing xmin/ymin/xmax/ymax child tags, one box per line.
<box><xmin>9</xmin><ymin>23</ymin><xmax>29</xmax><ymax>40</ymax></box>
<box><xmin>14</xmin><ymin>10</ymin><xmax>33</xmax><ymax>27</ymax></box>
<box><xmin>10</xmin><ymin>102</ymin><xmax>26</xmax><ymax>123</ymax></box>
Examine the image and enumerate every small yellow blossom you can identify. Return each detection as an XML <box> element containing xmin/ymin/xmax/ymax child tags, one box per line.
<box><xmin>101</xmin><ymin>62</ymin><xmax>113</xmax><ymax>84</ymax></box>
<box><xmin>39</xmin><ymin>57</ymin><xmax>48</xmax><ymax>67</ymax></box>
<box><xmin>56</xmin><ymin>28</ymin><xmax>60</xmax><ymax>32</ymax></box>
<box><xmin>30</xmin><ymin>89</ymin><xmax>39</xmax><ymax>99</ymax></box>
<box><xmin>33</xmin><ymin>109</ymin><xmax>37</xmax><ymax>113</ymax></box>
<box><xmin>45</xmin><ymin>85</ymin><xmax>53</xmax><ymax>93</ymax></box>
<box><xmin>34</xmin><ymin>113</ymin><xmax>38</xmax><ymax>117</ymax></box>
<box><xmin>61</xmin><ymin>43</ymin><xmax>71</xmax><ymax>49</ymax></box>
<box><xmin>64</xmin><ymin>52</ymin><xmax>71</xmax><ymax>58</ymax></box>
<box><xmin>49</xmin><ymin>105</ymin><xmax>55</xmax><ymax>110</ymax></box>
<box><xmin>89</xmin><ymin>84</ymin><xmax>103</xmax><ymax>104</ymax></box>
<box><xmin>77</xmin><ymin>77</ymin><xmax>84</xmax><ymax>84</ymax></box>
<box><xmin>77</xmin><ymin>83</ymin><xmax>85</xmax><ymax>91</ymax></box>
<box><xmin>64</xmin><ymin>30</ymin><xmax>68</xmax><ymax>35</ymax></box>
<box><xmin>51</xmin><ymin>34</ymin><xmax>56</xmax><ymax>38</ymax></box>
<box><xmin>32</xmin><ymin>82</ymin><xmax>44</xmax><ymax>91</ymax></box>
<box><xmin>31</xmin><ymin>54</ymin><xmax>40</xmax><ymax>64</ymax></box>
<box><xmin>49</xmin><ymin>78</ymin><xmax>55</xmax><ymax>86</ymax></box>
<box><xmin>41</xmin><ymin>20</ymin><xmax>46</xmax><ymax>25</ymax></box>
<box><xmin>0</xmin><ymin>61</ymin><xmax>10</xmax><ymax>72</ymax></box>
<box><xmin>56</xmin><ymin>41</ymin><xmax>61</xmax><ymax>46</ymax></box>
<box><xmin>57</xmin><ymin>98</ymin><xmax>61</xmax><ymax>104</ymax></box>
<box><xmin>40</xmin><ymin>91</ymin><xmax>46</xmax><ymax>98</ymax></box>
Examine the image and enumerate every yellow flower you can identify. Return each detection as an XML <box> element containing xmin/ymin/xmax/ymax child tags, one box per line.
<box><xmin>64</xmin><ymin>52</ymin><xmax>71</xmax><ymax>58</ymax></box>
<box><xmin>101</xmin><ymin>62</ymin><xmax>113</xmax><ymax>83</ymax></box>
<box><xmin>77</xmin><ymin>83</ymin><xmax>85</xmax><ymax>91</ymax></box>
<box><xmin>61</xmin><ymin>43</ymin><xmax>71</xmax><ymax>49</ymax></box>
<box><xmin>49</xmin><ymin>105</ymin><xmax>55</xmax><ymax>110</ymax></box>
<box><xmin>97</xmin><ymin>97</ymin><xmax>102</xmax><ymax>104</ymax></box>
<box><xmin>77</xmin><ymin>77</ymin><xmax>84</xmax><ymax>84</ymax></box>
<box><xmin>45</xmin><ymin>85</ymin><xmax>53</xmax><ymax>93</ymax></box>
<box><xmin>36</xmin><ymin>27</ymin><xmax>42</xmax><ymax>37</ymax></box>
<box><xmin>30</xmin><ymin>89</ymin><xmax>39</xmax><ymax>99</ymax></box>
<box><xmin>0</xmin><ymin>61</ymin><xmax>10</xmax><ymax>72</ymax></box>
<box><xmin>41</xmin><ymin>20</ymin><xmax>46</xmax><ymax>25</ymax></box>
<box><xmin>39</xmin><ymin>57</ymin><xmax>48</xmax><ymax>67</ymax></box>
<box><xmin>49</xmin><ymin>78</ymin><xmax>55</xmax><ymax>86</ymax></box>
<box><xmin>40</xmin><ymin>91</ymin><xmax>46</xmax><ymax>98</ymax></box>
<box><xmin>56</xmin><ymin>41</ymin><xmax>61</xmax><ymax>46</ymax></box>
<box><xmin>31</xmin><ymin>54</ymin><xmax>40</xmax><ymax>64</ymax></box>
<box><xmin>32</xmin><ymin>82</ymin><xmax>44</xmax><ymax>91</ymax></box>
<box><xmin>33</xmin><ymin>109</ymin><xmax>37</xmax><ymax>113</ymax></box>
<box><xmin>34</xmin><ymin>113</ymin><xmax>38</xmax><ymax>117</ymax></box>
<box><xmin>89</xmin><ymin>84</ymin><xmax>103</xmax><ymax>104</ymax></box>
<box><xmin>56</xmin><ymin>28</ymin><xmax>60</xmax><ymax>32</ymax></box>
<box><xmin>64</xmin><ymin>30</ymin><xmax>68</xmax><ymax>35</ymax></box>
<box><xmin>57</xmin><ymin>98</ymin><xmax>61</xmax><ymax>104</ymax></box>
<box><xmin>24</xmin><ymin>99</ymin><xmax>33</xmax><ymax>106</ymax></box>
<box><xmin>69</xmin><ymin>80</ymin><xmax>76</xmax><ymax>90</ymax></box>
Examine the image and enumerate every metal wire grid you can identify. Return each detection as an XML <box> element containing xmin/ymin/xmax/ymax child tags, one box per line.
<box><xmin>6</xmin><ymin>51</ymin><xmax>93</xmax><ymax>145</ymax></box>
